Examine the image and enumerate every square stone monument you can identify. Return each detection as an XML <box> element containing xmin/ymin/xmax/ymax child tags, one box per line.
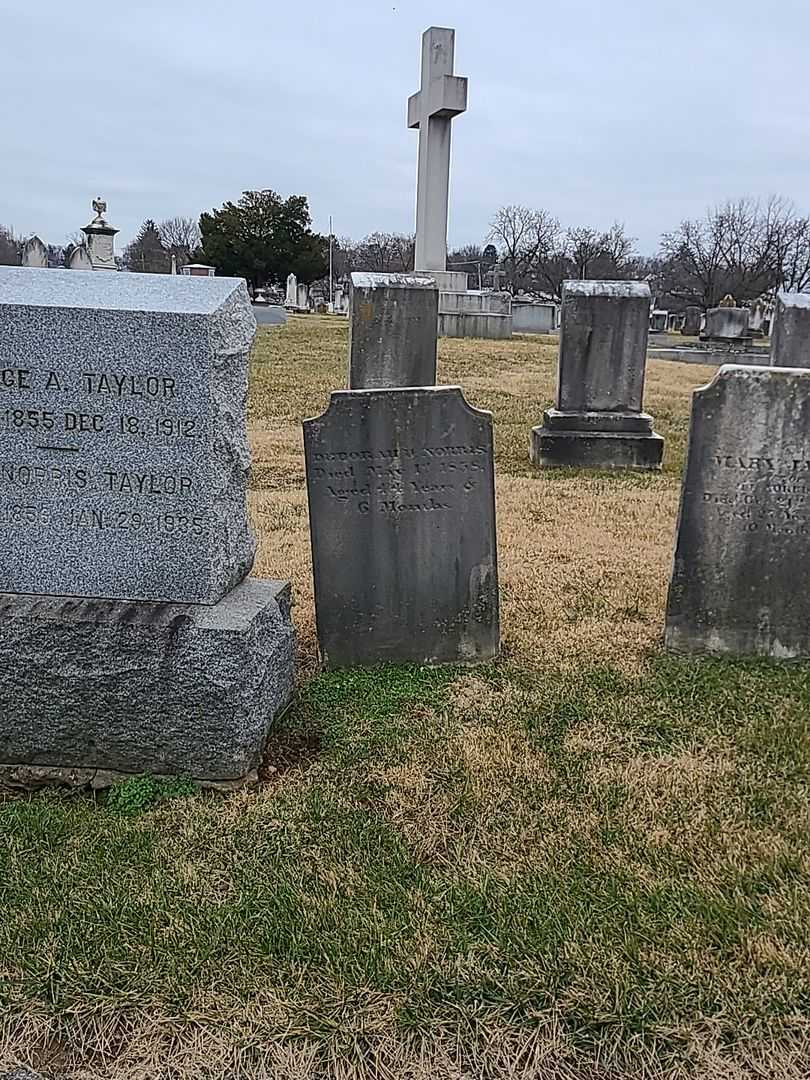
<box><xmin>666</xmin><ymin>365</ymin><xmax>810</xmax><ymax>657</ymax></box>
<box><xmin>348</xmin><ymin>272</ymin><xmax>438</xmax><ymax>389</ymax></box>
<box><xmin>770</xmin><ymin>293</ymin><xmax>810</xmax><ymax>368</ymax></box>
<box><xmin>0</xmin><ymin>267</ymin><xmax>294</xmax><ymax>788</ymax></box>
<box><xmin>531</xmin><ymin>280</ymin><xmax>664</xmax><ymax>471</ymax></box>
<box><xmin>701</xmin><ymin>306</ymin><xmax>751</xmax><ymax>342</ymax></box>
<box><xmin>682</xmin><ymin>306</ymin><xmax>702</xmax><ymax>336</ymax></box>
<box><xmin>304</xmin><ymin>386</ymin><xmax>499</xmax><ymax>667</ymax></box>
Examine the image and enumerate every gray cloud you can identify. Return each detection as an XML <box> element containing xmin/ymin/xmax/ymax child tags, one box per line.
<box><xmin>2</xmin><ymin>0</ymin><xmax>809</xmax><ymax>254</ymax></box>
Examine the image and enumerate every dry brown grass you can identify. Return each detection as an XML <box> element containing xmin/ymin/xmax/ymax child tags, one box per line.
<box><xmin>249</xmin><ymin>318</ymin><xmax>715</xmax><ymax>677</ymax></box>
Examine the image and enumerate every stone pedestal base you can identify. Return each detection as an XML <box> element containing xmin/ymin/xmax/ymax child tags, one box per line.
<box><xmin>531</xmin><ymin>409</ymin><xmax>664</xmax><ymax>471</ymax></box>
<box><xmin>0</xmin><ymin>579</ymin><xmax>295</xmax><ymax>788</ymax></box>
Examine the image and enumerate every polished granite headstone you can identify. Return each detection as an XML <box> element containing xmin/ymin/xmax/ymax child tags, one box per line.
<box><xmin>0</xmin><ymin>268</ymin><xmax>294</xmax><ymax>787</ymax></box>
<box><xmin>304</xmin><ymin>386</ymin><xmax>499</xmax><ymax>667</ymax></box>
<box><xmin>0</xmin><ymin>266</ymin><xmax>256</xmax><ymax>603</ymax></box>
<box><xmin>666</xmin><ymin>365</ymin><xmax>810</xmax><ymax>657</ymax></box>
<box><xmin>531</xmin><ymin>280</ymin><xmax>664</xmax><ymax>471</ymax></box>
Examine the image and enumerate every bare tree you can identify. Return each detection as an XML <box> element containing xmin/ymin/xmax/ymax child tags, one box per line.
<box><xmin>659</xmin><ymin>197</ymin><xmax>809</xmax><ymax>307</ymax></box>
<box><xmin>0</xmin><ymin>225</ymin><xmax>20</xmax><ymax>265</ymax></box>
<box><xmin>488</xmin><ymin>205</ymin><xmax>560</xmax><ymax>291</ymax></box>
<box><xmin>159</xmin><ymin>216</ymin><xmax>202</xmax><ymax>268</ymax></box>
<box><xmin>565</xmin><ymin>226</ymin><xmax>603</xmax><ymax>280</ymax></box>
<box><xmin>338</xmin><ymin>232</ymin><xmax>415</xmax><ymax>275</ymax></box>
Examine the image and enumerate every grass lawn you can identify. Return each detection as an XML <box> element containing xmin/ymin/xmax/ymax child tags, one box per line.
<box><xmin>2</xmin><ymin>317</ymin><xmax>809</xmax><ymax>1079</ymax></box>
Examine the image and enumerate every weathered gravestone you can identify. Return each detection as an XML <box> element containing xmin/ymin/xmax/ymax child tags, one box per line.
<box><xmin>20</xmin><ymin>236</ymin><xmax>47</xmax><ymax>268</ymax></box>
<box><xmin>531</xmin><ymin>280</ymin><xmax>664</xmax><ymax>470</ymax></box>
<box><xmin>304</xmin><ymin>386</ymin><xmax>499</xmax><ymax>667</ymax></box>
<box><xmin>348</xmin><ymin>272</ymin><xmax>438</xmax><ymax>389</ymax></box>
<box><xmin>285</xmin><ymin>272</ymin><xmax>297</xmax><ymax>307</ymax></box>
<box><xmin>68</xmin><ymin>245</ymin><xmax>92</xmax><ymax>270</ymax></box>
<box><xmin>770</xmin><ymin>293</ymin><xmax>810</xmax><ymax>368</ymax></box>
<box><xmin>702</xmin><ymin>306</ymin><xmax>750</xmax><ymax>342</ymax></box>
<box><xmin>666</xmin><ymin>365</ymin><xmax>810</xmax><ymax>657</ymax></box>
<box><xmin>0</xmin><ymin>267</ymin><xmax>294</xmax><ymax>787</ymax></box>
<box><xmin>682</xmin><ymin>305</ymin><xmax>702</xmax><ymax>336</ymax></box>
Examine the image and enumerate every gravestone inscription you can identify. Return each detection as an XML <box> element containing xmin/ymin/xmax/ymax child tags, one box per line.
<box><xmin>666</xmin><ymin>365</ymin><xmax>810</xmax><ymax>657</ymax></box>
<box><xmin>304</xmin><ymin>386</ymin><xmax>499</xmax><ymax>667</ymax></box>
<box><xmin>0</xmin><ymin>267</ymin><xmax>256</xmax><ymax>603</ymax></box>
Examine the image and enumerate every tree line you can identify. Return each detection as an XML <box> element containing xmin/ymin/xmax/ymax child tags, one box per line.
<box><xmin>486</xmin><ymin>196</ymin><xmax>810</xmax><ymax>308</ymax></box>
<box><xmin>3</xmin><ymin>191</ymin><xmax>808</xmax><ymax>308</ymax></box>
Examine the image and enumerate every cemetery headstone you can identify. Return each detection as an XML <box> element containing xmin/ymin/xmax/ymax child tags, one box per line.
<box><xmin>682</xmin><ymin>306</ymin><xmax>701</xmax><ymax>335</ymax></box>
<box><xmin>348</xmin><ymin>272</ymin><xmax>438</xmax><ymax>389</ymax></box>
<box><xmin>770</xmin><ymin>293</ymin><xmax>810</xmax><ymax>368</ymax></box>
<box><xmin>702</xmin><ymin>306</ymin><xmax>751</xmax><ymax>341</ymax></box>
<box><xmin>21</xmin><ymin>236</ymin><xmax>47</xmax><ymax>268</ymax></box>
<box><xmin>285</xmin><ymin>272</ymin><xmax>297</xmax><ymax>306</ymax></box>
<box><xmin>531</xmin><ymin>280</ymin><xmax>664</xmax><ymax>470</ymax></box>
<box><xmin>0</xmin><ymin>266</ymin><xmax>295</xmax><ymax>787</ymax></box>
<box><xmin>68</xmin><ymin>245</ymin><xmax>92</xmax><ymax>270</ymax></box>
<box><xmin>81</xmin><ymin>196</ymin><xmax>118</xmax><ymax>271</ymax></box>
<box><xmin>304</xmin><ymin>386</ymin><xmax>499</xmax><ymax>667</ymax></box>
<box><xmin>666</xmin><ymin>365</ymin><xmax>810</xmax><ymax>657</ymax></box>
<box><xmin>0</xmin><ymin>267</ymin><xmax>255</xmax><ymax>602</ymax></box>
<box><xmin>296</xmin><ymin>283</ymin><xmax>309</xmax><ymax>310</ymax></box>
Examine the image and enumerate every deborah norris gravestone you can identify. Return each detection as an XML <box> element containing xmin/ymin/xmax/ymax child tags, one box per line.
<box><xmin>304</xmin><ymin>386</ymin><xmax>499</xmax><ymax>667</ymax></box>
<box><xmin>666</xmin><ymin>365</ymin><xmax>810</xmax><ymax>657</ymax></box>
<box><xmin>0</xmin><ymin>267</ymin><xmax>294</xmax><ymax>788</ymax></box>
<box><xmin>531</xmin><ymin>280</ymin><xmax>663</xmax><ymax>471</ymax></box>
<box><xmin>348</xmin><ymin>272</ymin><xmax>438</xmax><ymax>389</ymax></box>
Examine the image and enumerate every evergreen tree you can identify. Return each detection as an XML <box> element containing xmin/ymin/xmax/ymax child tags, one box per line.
<box><xmin>124</xmin><ymin>220</ymin><xmax>168</xmax><ymax>274</ymax></box>
<box><xmin>200</xmin><ymin>189</ymin><xmax>327</xmax><ymax>287</ymax></box>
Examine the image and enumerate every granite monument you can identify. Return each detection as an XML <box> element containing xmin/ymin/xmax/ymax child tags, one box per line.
<box><xmin>531</xmin><ymin>280</ymin><xmax>664</xmax><ymax>470</ymax></box>
<box><xmin>0</xmin><ymin>267</ymin><xmax>255</xmax><ymax>603</ymax></box>
<box><xmin>0</xmin><ymin>267</ymin><xmax>295</xmax><ymax>787</ymax></box>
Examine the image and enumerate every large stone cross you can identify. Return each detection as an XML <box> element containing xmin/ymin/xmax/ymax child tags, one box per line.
<box><xmin>407</xmin><ymin>27</ymin><xmax>468</xmax><ymax>273</ymax></box>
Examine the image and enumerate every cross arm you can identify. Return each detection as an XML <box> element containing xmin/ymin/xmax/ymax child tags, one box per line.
<box><xmin>408</xmin><ymin>75</ymin><xmax>468</xmax><ymax>128</ymax></box>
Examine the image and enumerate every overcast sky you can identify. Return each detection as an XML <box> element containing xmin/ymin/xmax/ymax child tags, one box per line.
<box><xmin>3</xmin><ymin>0</ymin><xmax>809</xmax><ymax>254</ymax></box>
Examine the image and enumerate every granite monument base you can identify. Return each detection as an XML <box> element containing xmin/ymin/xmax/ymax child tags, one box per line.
<box><xmin>531</xmin><ymin>409</ymin><xmax>664</xmax><ymax>471</ymax></box>
<box><xmin>0</xmin><ymin>579</ymin><xmax>295</xmax><ymax>788</ymax></box>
